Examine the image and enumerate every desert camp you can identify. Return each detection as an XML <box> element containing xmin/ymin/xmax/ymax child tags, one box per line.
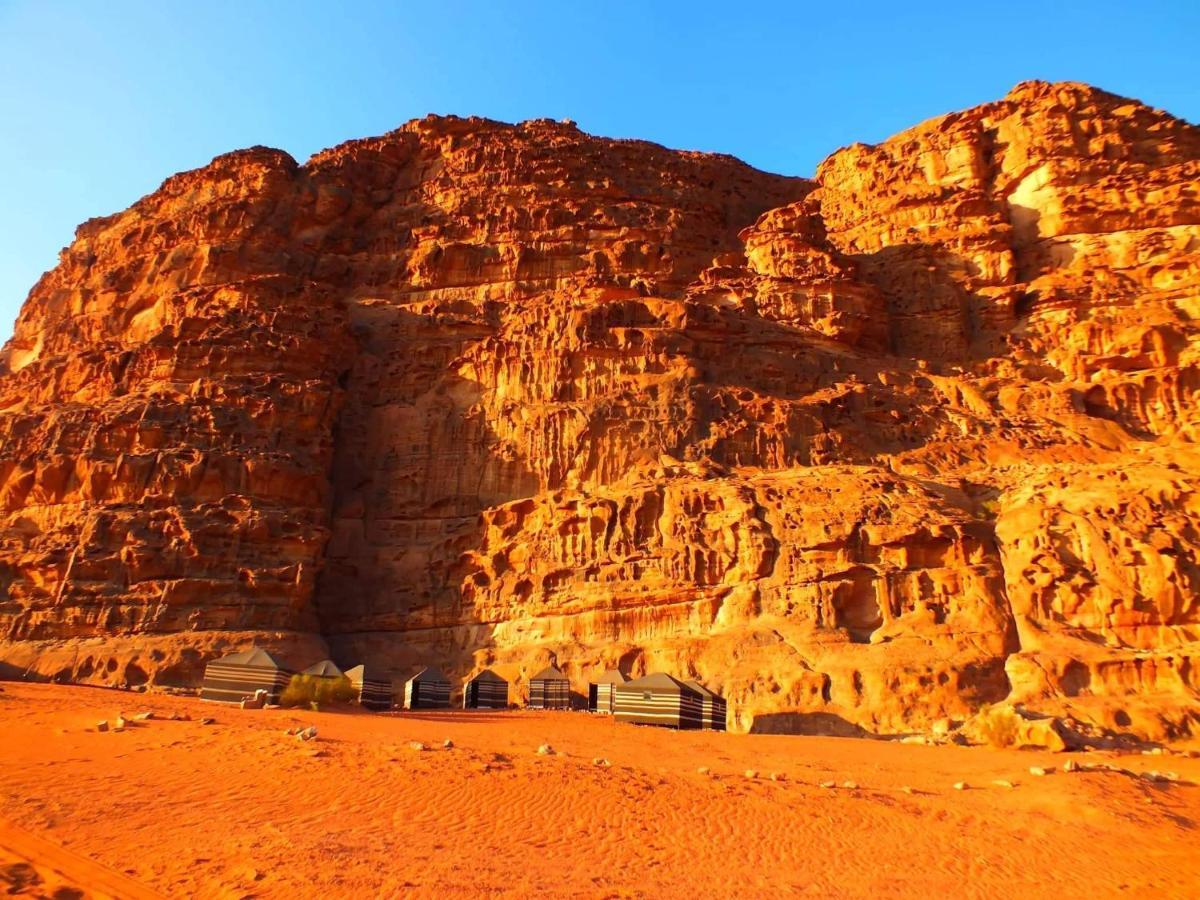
<box><xmin>588</xmin><ymin>669</ymin><xmax>628</xmax><ymax>714</ymax></box>
<box><xmin>199</xmin><ymin>650</ymin><xmax>715</xmax><ymax>728</ymax></box>
<box><xmin>463</xmin><ymin>669</ymin><xmax>509</xmax><ymax>709</ymax></box>
<box><xmin>199</xmin><ymin>648</ymin><xmax>291</xmax><ymax>705</ymax></box>
<box><xmin>527</xmin><ymin>665</ymin><xmax>570</xmax><ymax>710</ymax></box>
<box><xmin>683</xmin><ymin>680</ymin><xmax>727</xmax><ymax>731</ymax></box>
<box><xmin>404</xmin><ymin>666</ymin><xmax>451</xmax><ymax>709</ymax></box>
<box><xmin>303</xmin><ymin>659</ymin><xmax>343</xmax><ymax>679</ymax></box>
<box><xmin>346</xmin><ymin>664</ymin><xmax>393</xmax><ymax>711</ymax></box>
<box><xmin>613</xmin><ymin>672</ymin><xmax>705</xmax><ymax>729</ymax></box>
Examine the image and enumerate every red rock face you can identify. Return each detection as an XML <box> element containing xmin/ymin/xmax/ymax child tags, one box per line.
<box><xmin>1</xmin><ymin>84</ymin><xmax>1197</xmax><ymax>739</ymax></box>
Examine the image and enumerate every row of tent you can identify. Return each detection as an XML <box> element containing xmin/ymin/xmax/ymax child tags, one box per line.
<box><xmin>199</xmin><ymin>649</ymin><xmax>726</xmax><ymax>730</ymax></box>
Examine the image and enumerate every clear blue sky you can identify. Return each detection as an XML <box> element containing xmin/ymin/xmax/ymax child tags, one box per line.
<box><xmin>1</xmin><ymin>1</ymin><xmax>1197</xmax><ymax>339</ymax></box>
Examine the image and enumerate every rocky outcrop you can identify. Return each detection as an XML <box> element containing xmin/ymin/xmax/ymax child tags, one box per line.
<box><xmin>1</xmin><ymin>84</ymin><xmax>1198</xmax><ymax>741</ymax></box>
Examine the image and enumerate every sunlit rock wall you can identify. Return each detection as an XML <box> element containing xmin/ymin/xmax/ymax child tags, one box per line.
<box><xmin>2</xmin><ymin>84</ymin><xmax>1198</xmax><ymax>739</ymax></box>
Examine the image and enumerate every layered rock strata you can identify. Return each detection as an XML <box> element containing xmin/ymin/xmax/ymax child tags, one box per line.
<box><xmin>1</xmin><ymin>83</ymin><xmax>1197</xmax><ymax>739</ymax></box>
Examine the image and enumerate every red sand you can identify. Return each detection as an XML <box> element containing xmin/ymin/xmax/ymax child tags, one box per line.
<box><xmin>1</xmin><ymin>684</ymin><xmax>1197</xmax><ymax>898</ymax></box>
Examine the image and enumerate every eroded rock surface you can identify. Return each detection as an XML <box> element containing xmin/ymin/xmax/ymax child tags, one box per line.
<box><xmin>1</xmin><ymin>83</ymin><xmax>1197</xmax><ymax>739</ymax></box>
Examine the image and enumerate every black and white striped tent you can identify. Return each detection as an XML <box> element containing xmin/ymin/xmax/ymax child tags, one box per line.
<box><xmin>199</xmin><ymin>647</ymin><xmax>291</xmax><ymax>705</ymax></box>
<box><xmin>404</xmin><ymin>666</ymin><xmax>451</xmax><ymax>709</ymax></box>
<box><xmin>613</xmin><ymin>672</ymin><xmax>704</xmax><ymax>729</ymax></box>
<box><xmin>346</xmin><ymin>664</ymin><xmax>393</xmax><ymax>711</ymax></box>
<box><xmin>527</xmin><ymin>665</ymin><xmax>570</xmax><ymax>710</ymax></box>
<box><xmin>588</xmin><ymin>669</ymin><xmax>628</xmax><ymax>714</ymax></box>
<box><xmin>683</xmin><ymin>679</ymin><xmax>728</xmax><ymax>731</ymax></box>
<box><xmin>463</xmin><ymin>669</ymin><xmax>509</xmax><ymax>709</ymax></box>
<box><xmin>303</xmin><ymin>659</ymin><xmax>344</xmax><ymax>679</ymax></box>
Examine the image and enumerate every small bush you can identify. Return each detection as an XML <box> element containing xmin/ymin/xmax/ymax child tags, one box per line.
<box><xmin>973</xmin><ymin>704</ymin><xmax>1021</xmax><ymax>748</ymax></box>
<box><xmin>280</xmin><ymin>674</ymin><xmax>357</xmax><ymax>708</ymax></box>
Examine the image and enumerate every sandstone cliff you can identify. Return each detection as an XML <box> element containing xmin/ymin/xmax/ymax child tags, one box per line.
<box><xmin>1</xmin><ymin>83</ymin><xmax>1197</xmax><ymax>740</ymax></box>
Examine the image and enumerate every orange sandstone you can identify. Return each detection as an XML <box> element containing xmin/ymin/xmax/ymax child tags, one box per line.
<box><xmin>1</xmin><ymin>82</ymin><xmax>1198</xmax><ymax>741</ymax></box>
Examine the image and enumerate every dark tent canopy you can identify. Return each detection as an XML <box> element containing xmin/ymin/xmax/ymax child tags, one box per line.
<box><xmin>463</xmin><ymin>669</ymin><xmax>509</xmax><ymax>709</ymax></box>
<box><xmin>613</xmin><ymin>672</ymin><xmax>704</xmax><ymax>729</ymax></box>
<box><xmin>527</xmin><ymin>665</ymin><xmax>570</xmax><ymax>710</ymax></box>
<box><xmin>346</xmin><ymin>664</ymin><xmax>393</xmax><ymax>711</ymax></box>
<box><xmin>683</xmin><ymin>679</ymin><xmax>728</xmax><ymax>731</ymax></box>
<box><xmin>588</xmin><ymin>669</ymin><xmax>628</xmax><ymax>714</ymax></box>
<box><xmin>200</xmin><ymin>647</ymin><xmax>291</xmax><ymax>705</ymax></box>
<box><xmin>223</xmin><ymin>648</ymin><xmax>285</xmax><ymax>668</ymax></box>
<box><xmin>404</xmin><ymin>666</ymin><xmax>451</xmax><ymax>709</ymax></box>
<box><xmin>303</xmin><ymin>659</ymin><xmax>344</xmax><ymax>678</ymax></box>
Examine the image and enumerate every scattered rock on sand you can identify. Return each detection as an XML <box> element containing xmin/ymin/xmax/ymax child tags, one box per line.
<box><xmin>133</xmin><ymin>711</ymin><xmax>155</xmax><ymax>721</ymax></box>
<box><xmin>1063</xmin><ymin>760</ymin><xmax>1079</xmax><ymax>773</ymax></box>
<box><xmin>770</xmin><ymin>772</ymin><xmax>786</xmax><ymax>782</ymax></box>
<box><xmin>200</xmin><ymin>717</ymin><xmax>215</xmax><ymax>725</ymax></box>
<box><xmin>408</xmin><ymin>741</ymin><xmax>427</xmax><ymax>752</ymax></box>
<box><xmin>592</xmin><ymin>757</ymin><xmax>610</xmax><ymax>767</ymax></box>
<box><xmin>744</xmin><ymin>770</ymin><xmax>758</xmax><ymax>779</ymax></box>
<box><xmin>114</xmin><ymin>715</ymin><xmax>127</xmax><ymax>730</ymax></box>
<box><xmin>298</xmin><ymin>727</ymin><xmax>318</xmax><ymax>742</ymax></box>
<box><xmin>442</xmin><ymin>739</ymin><xmax>454</xmax><ymax>749</ymax></box>
<box><xmin>842</xmin><ymin>781</ymin><xmax>858</xmax><ymax>790</ymax></box>
<box><xmin>96</xmin><ymin>720</ymin><xmax>109</xmax><ymax>733</ymax></box>
<box><xmin>993</xmin><ymin>779</ymin><xmax>1014</xmax><ymax>788</ymax></box>
<box><xmin>900</xmin><ymin>786</ymin><xmax>914</xmax><ymax>795</ymax></box>
<box><xmin>953</xmin><ymin>782</ymin><xmax>967</xmax><ymax>791</ymax></box>
<box><xmin>698</xmin><ymin>767</ymin><xmax>710</xmax><ymax>776</ymax></box>
<box><xmin>536</xmin><ymin>744</ymin><xmax>554</xmax><ymax>756</ymax></box>
<box><xmin>820</xmin><ymin>781</ymin><xmax>835</xmax><ymax>789</ymax></box>
<box><xmin>1029</xmin><ymin>766</ymin><xmax>1049</xmax><ymax>776</ymax></box>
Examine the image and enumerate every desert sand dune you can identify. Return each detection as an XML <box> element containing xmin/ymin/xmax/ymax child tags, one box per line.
<box><xmin>0</xmin><ymin>818</ymin><xmax>164</xmax><ymax>899</ymax></box>
<box><xmin>1</xmin><ymin>684</ymin><xmax>1197</xmax><ymax>898</ymax></box>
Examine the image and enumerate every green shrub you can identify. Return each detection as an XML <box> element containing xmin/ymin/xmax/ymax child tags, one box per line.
<box><xmin>280</xmin><ymin>674</ymin><xmax>357</xmax><ymax>708</ymax></box>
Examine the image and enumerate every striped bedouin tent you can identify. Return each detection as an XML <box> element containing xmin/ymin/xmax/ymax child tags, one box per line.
<box><xmin>199</xmin><ymin>647</ymin><xmax>291</xmax><ymax>705</ymax></box>
<box><xmin>463</xmin><ymin>669</ymin><xmax>509</xmax><ymax>709</ymax></box>
<box><xmin>527</xmin><ymin>665</ymin><xmax>570</xmax><ymax>710</ymax></box>
<box><xmin>404</xmin><ymin>666</ymin><xmax>451</xmax><ymax>709</ymax></box>
<box><xmin>613</xmin><ymin>672</ymin><xmax>704</xmax><ymax>729</ymax></box>
<box><xmin>588</xmin><ymin>669</ymin><xmax>628</xmax><ymax>714</ymax></box>
<box><xmin>346</xmin><ymin>664</ymin><xmax>393</xmax><ymax>711</ymax></box>
<box><xmin>303</xmin><ymin>659</ymin><xmax>343</xmax><ymax>679</ymax></box>
<box><xmin>683</xmin><ymin>679</ymin><xmax>728</xmax><ymax>731</ymax></box>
